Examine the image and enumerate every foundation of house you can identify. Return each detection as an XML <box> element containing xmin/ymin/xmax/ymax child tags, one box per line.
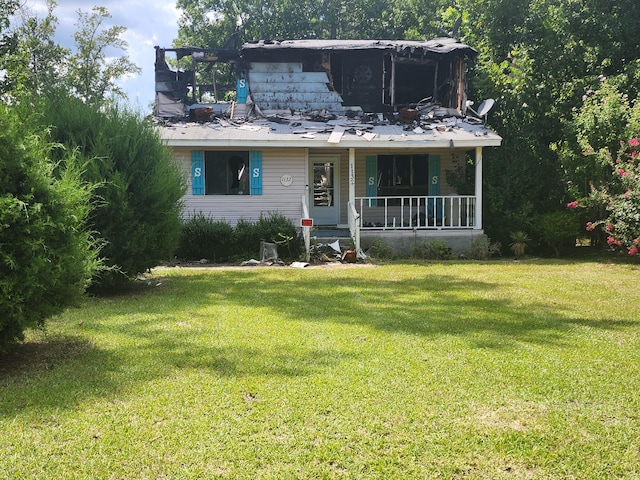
<box><xmin>359</xmin><ymin>229</ymin><xmax>487</xmax><ymax>257</ymax></box>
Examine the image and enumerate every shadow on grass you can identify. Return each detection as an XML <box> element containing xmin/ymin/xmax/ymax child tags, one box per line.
<box><xmin>158</xmin><ymin>268</ymin><xmax>637</xmax><ymax>345</ymax></box>
<box><xmin>0</xmin><ymin>335</ymin><xmax>93</xmax><ymax>376</ymax></box>
<box><xmin>0</xmin><ymin>335</ymin><xmax>123</xmax><ymax>418</ymax></box>
<box><xmin>2</xmin><ymin>264</ymin><xmax>637</xmax><ymax>416</ymax></box>
<box><xmin>0</xmin><ymin>330</ymin><xmax>353</xmax><ymax>418</ymax></box>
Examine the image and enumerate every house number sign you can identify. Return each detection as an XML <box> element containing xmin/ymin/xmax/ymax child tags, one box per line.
<box><xmin>280</xmin><ymin>174</ymin><xmax>293</xmax><ymax>187</ymax></box>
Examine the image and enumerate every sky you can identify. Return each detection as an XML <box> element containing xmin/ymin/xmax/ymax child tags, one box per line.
<box><xmin>29</xmin><ymin>0</ymin><xmax>182</xmax><ymax>112</ymax></box>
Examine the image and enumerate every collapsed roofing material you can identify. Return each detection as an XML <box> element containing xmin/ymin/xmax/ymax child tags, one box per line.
<box><xmin>154</xmin><ymin>38</ymin><xmax>477</xmax><ymax>119</ymax></box>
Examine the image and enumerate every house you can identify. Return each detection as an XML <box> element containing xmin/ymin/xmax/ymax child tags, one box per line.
<box><xmin>154</xmin><ymin>38</ymin><xmax>502</xmax><ymax>258</ymax></box>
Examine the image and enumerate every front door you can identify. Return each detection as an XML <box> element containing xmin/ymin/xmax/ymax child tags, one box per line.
<box><xmin>309</xmin><ymin>156</ymin><xmax>340</xmax><ymax>225</ymax></box>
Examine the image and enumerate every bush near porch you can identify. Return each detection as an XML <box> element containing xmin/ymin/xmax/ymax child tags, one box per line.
<box><xmin>176</xmin><ymin>212</ymin><xmax>303</xmax><ymax>262</ymax></box>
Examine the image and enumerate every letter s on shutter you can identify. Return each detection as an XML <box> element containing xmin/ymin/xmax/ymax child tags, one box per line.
<box><xmin>250</xmin><ymin>151</ymin><xmax>262</xmax><ymax>195</ymax></box>
<box><xmin>191</xmin><ymin>150</ymin><xmax>205</xmax><ymax>195</ymax></box>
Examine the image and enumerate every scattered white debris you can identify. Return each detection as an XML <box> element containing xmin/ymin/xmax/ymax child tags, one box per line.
<box><xmin>290</xmin><ymin>262</ymin><xmax>310</xmax><ymax>268</ymax></box>
<box><xmin>241</xmin><ymin>259</ymin><xmax>261</xmax><ymax>266</ymax></box>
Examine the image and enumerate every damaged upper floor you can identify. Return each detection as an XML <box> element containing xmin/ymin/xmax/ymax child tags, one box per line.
<box><xmin>155</xmin><ymin>37</ymin><xmax>478</xmax><ymax>119</ymax></box>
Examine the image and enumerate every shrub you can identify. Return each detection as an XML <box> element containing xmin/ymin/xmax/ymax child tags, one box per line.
<box><xmin>412</xmin><ymin>240</ymin><xmax>452</xmax><ymax>260</ymax></box>
<box><xmin>232</xmin><ymin>218</ymin><xmax>258</xmax><ymax>260</ymax></box>
<box><xmin>469</xmin><ymin>236</ymin><xmax>491</xmax><ymax>260</ymax></box>
<box><xmin>233</xmin><ymin>213</ymin><xmax>303</xmax><ymax>261</ymax></box>
<box><xmin>40</xmin><ymin>95</ymin><xmax>186</xmax><ymax>291</ymax></box>
<box><xmin>365</xmin><ymin>238</ymin><xmax>395</xmax><ymax>260</ymax></box>
<box><xmin>534</xmin><ymin>210</ymin><xmax>581</xmax><ymax>256</ymax></box>
<box><xmin>176</xmin><ymin>213</ymin><xmax>234</xmax><ymax>262</ymax></box>
<box><xmin>176</xmin><ymin>213</ymin><xmax>304</xmax><ymax>263</ymax></box>
<box><xmin>0</xmin><ymin>105</ymin><xmax>99</xmax><ymax>352</ymax></box>
<box><xmin>509</xmin><ymin>231</ymin><xmax>531</xmax><ymax>258</ymax></box>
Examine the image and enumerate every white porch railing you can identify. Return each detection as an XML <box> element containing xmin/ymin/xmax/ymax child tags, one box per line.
<box><xmin>355</xmin><ymin>195</ymin><xmax>476</xmax><ymax>230</ymax></box>
<box><xmin>347</xmin><ymin>201</ymin><xmax>361</xmax><ymax>253</ymax></box>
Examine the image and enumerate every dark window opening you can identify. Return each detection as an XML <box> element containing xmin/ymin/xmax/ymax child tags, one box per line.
<box><xmin>394</xmin><ymin>61</ymin><xmax>436</xmax><ymax>106</ymax></box>
<box><xmin>377</xmin><ymin>154</ymin><xmax>430</xmax><ymax>197</ymax></box>
<box><xmin>204</xmin><ymin>151</ymin><xmax>249</xmax><ymax>195</ymax></box>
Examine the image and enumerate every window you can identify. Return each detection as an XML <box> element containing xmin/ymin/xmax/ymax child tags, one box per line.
<box><xmin>204</xmin><ymin>151</ymin><xmax>249</xmax><ymax>195</ymax></box>
<box><xmin>377</xmin><ymin>154</ymin><xmax>430</xmax><ymax>197</ymax></box>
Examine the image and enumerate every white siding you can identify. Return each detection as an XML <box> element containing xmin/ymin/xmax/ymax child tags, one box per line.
<box><xmin>176</xmin><ymin>147</ymin><xmax>307</xmax><ymax>226</ymax></box>
<box><xmin>174</xmin><ymin>145</ymin><xmax>470</xmax><ymax>227</ymax></box>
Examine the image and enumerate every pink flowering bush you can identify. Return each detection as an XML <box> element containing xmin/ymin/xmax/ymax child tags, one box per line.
<box><xmin>581</xmin><ymin>137</ymin><xmax>640</xmax><ymax>255</ymax></box>
<box><xmin>561</xmin><ymin>75</ymin><xmax>640</xmax><ymax>255</ymax></box>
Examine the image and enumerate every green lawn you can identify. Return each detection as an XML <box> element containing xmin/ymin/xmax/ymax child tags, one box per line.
<box><xmin>1</xmin><ymin>260</ymin><xmax>640</xmax><ymax>479</ymax></box>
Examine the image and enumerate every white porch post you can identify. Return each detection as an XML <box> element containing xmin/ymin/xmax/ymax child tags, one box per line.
<box><xmin>475</xmin><ymin>146</ymin><xmax>483</xmax><ymax>230</ymax></box>
<box><xmin>349</xmin><ymin>148</ymin><xmax>356</xmax><ymax>206</ymax></box>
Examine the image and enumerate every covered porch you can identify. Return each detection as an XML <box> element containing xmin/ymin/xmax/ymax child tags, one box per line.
<box><xmin>302</xmin><ymin>145</ymin><xmax>487</xmax><ymax>259</ymax></box>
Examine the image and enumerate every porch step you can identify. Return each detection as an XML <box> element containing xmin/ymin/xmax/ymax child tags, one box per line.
<box><xmin>313</xmin><ymin>228</ymin><xmax>350</xmax><ymax>238</ymax></box>
<box><xmin>312</xmin><ymin>228</ymin><xmax>352</xmax><ymax>249</ymax></box>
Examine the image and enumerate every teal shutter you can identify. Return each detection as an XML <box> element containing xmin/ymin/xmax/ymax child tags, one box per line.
<box><xmin>365</xmin><ymin>155</ymin><xmax>377</xmax><ymax>206</ymax></box>
<box><xmin>237</xmin><ymin>71</ymin><xmax>248</xmax><ymax>104</ymax></box>
<box><xmin>429</xmin><ymin>155</ymin><xmax>440</xmax><ymax>196</ymax></box>
<box><xmin>250</xmin><ymin>151</ymin><xmax>262</xmax><ymax>195</ymax></box>
<box><xmin>191</xmin><ymin>150</ymin><xmax>204</xmax><ymax>195</ymax></box>
<box><xmin>428</xmin><ymin>155</ymin><xmax>442</xmax><ymax>222</ymax></box>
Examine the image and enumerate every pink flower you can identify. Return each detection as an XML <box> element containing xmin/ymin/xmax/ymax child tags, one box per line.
<box><xmin>629</xmin><ymin>138</ymin><xmax>639</xmax><ymax>147</ymax></box>
<box><xmin>606</xmin><ymin>223</ymin><xmax>614</xmax><ymax>232</ymax></box>
<box><xmin>618</xmin><ymin>168</ymin><xmax>628</xmax><ymax>176</ymax></box>
<box><xmin>567</xmin><ymin>201</ymin><xmax>579</xmax><ymax>209</ymax></box>
<box><xmin>607</xmin><ymin>236</ymin><xmax>621</xmax><ymax>247</ymax></box>
<box><xmin>628</xmin><ymin>246</ymin><xmax>638</xmax><ymax>256</ymax></box>
<box><xmin>586</xmin><ymin>222</ymin><xmax>595</xmax><ymax>231</ymax></box>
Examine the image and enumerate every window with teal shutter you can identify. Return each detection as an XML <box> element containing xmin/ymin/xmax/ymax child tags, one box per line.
<box><xmin>191</xmin><ymin>150</ymin><xmax>204</xmax><ymax>195</ymax></box>
<box><xmin>249</xmin><ymin>151</ymin><xmax>262</xmax><ymax>195</ymax></box>
<box><xmin>365</xmin><ymin>155</ymin><xmax>377</xmax><ymax>206</ymax></box>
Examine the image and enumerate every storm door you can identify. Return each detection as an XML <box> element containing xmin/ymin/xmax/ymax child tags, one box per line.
<box><xmin>309</xmin><ymin>156</ymin><xmax>340</xmax><ymax>225</ymax></box>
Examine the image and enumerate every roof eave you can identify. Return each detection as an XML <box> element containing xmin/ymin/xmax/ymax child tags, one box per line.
<box><xmin>161</xmin><ymin>137</ymin><xmax>502</xmax><ymax>149</ymax></box>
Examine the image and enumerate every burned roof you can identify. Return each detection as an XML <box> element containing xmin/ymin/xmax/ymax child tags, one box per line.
<box><xmin>154</xmin><ymin>36</ymin><xmax>488</xmax><ymax>126</ymax></box>
<box><xmin>242</xmin><ymin>38</ymin><xmax>477</xmax><ymax>58</ymax></box>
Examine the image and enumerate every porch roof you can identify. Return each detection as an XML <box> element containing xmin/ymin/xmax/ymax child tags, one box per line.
<box><xmin>159</xmin><ymin>116</ymin><xmax>502</xmax><ymax>149</ymax></box>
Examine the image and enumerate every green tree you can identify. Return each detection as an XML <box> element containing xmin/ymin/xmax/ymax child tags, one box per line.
<box><xmin>0</xmin><ymin>105</ymin><xmax>100</xmax><ymax>352</ymax></box>
<box><xmin>3</xmin><ymin>0</ymin><xmax>69</xmax><ymax>97</ymax></box>
<box><xmin>67</xmin><ymin>6</ymin><xmax>141</xmax><ymax>105</ymax></box>
<box><xmin>175</xmin><ymin>0</ymin><xmax>397</xmax><ymax>48</ymax></box>
<box><xmin>41</xmin><ymin>94</ymin><xmax>186</xmax><ymax>291</ymax></box>
<box><xmin>0</xmin><ymin>0</ymin><xmax>19</xmax><ymax>95</ymax></box>
<box><xmin>558</xmin><ymin>76</ymin><xmax>636</xmax><ymax>200</ymax></box>
<box><xmin>449</xmin><ymin>0</ymin><xmax>640</xmax><ymax>247</ymax></box>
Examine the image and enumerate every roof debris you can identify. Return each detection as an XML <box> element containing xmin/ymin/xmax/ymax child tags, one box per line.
<box><xmin>154</xmin><ymin>38</ymin><xmax>501</xmax><ymax>147</ymax></box>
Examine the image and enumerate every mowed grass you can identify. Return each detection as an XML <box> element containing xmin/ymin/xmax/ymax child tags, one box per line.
<box><xmin>1</xmin><ymin>260</ymin><xmax>640</xmax><ymax>479</ymax></box>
